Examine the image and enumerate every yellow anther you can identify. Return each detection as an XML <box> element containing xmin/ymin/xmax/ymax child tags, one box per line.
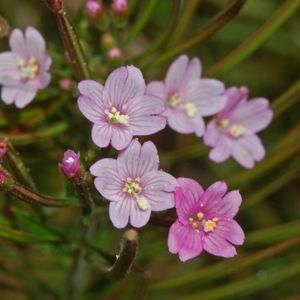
<box><xmin>218</xmin><ymin>118</ymin><xmax>230</xmax><ymax>129</ymax></box>
<box><xmin>229</xmin><ymin>124</ymin><xmax>245</xmax><ymax>138</ymax></box>
<box><xmin>18</xmin><ymin>57</ymin><xmax>39</xmax><ymax>79</ymax></box>
<box><xmin>105</xmin><ymin>106</ymin><xmax>129</xmax><ymax>126</ymax></box>
<box><xmin>185</xmin><ymin>102</ymin><xmax>197</xmax><ymax>117</ymax></box>
<box><xmin>197</xmin><ymin>212</ymin><xmax>204</xmax><ymax>220</ymax></box>
<box><xmin>203</xmin><ymin>219</ymin><xmax>217</xmax><ymax>233</ymax></box>
<box><xmin>168</xmin><ymin>93</ymin><xmax>183</xmax><ymax>108</ymax></box>
<box><xmin>123</xmin><ymin>177</ymin><xmax>141</xmax><ymax>195</ymax></box>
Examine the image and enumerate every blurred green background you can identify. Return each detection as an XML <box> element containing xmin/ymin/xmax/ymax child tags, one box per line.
<box><xmin>0</xmin><ymin>0</ymin><xmax>300</xmax><ymax>299</ymax></box>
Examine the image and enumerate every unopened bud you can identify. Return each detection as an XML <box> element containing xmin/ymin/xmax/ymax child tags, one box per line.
<box><xmin>0</xmin><ymin>141</ymin><xmax>8</xmax><ymax>159</ymax></box>
<box><xmin>59</xmin><ymin>149</ymin><xmax>80</xmax><ymax>178</ymax></box>
<box><xmin>59</xmin><ymin>79</ymin><xmax>72</xmax><ymax>91</ymax></box>
<box><xmin>107</xmin><ymin>47</ymin><xmax>121</xmax><ymax>60</ymax></box>
<box><xmin>86</xmin><ymin>0</ymin><xmax>104</xmax><ymax>19</ymax></box>
<box><xmin>111</xmin><ymin>0</ymin><xmax>128</xmax><ymax>15</ymax></box>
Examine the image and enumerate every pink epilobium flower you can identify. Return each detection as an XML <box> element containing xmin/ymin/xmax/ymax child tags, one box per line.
<box><xmin>0</xmin><ymin>141</ymin><xmax>8</xmax><ymax>159</ymax></box>
<box><xmin>59</xmin><ymin>150</ymin><xmax>80</xmax><ymax>178</ymax></box>
<box><xmin>86</xmin><ymin>0</ymin><xmax>104</xmax><ymax>18</ymax></box>
<box><xmin>77</xmin><ymin>66</ymin><xmax>166</xmax><ymax>150</ymax></box>
<box><xmin>0</xmin><ymin>27</ymin><xmax>52</xmax><ymax>108</ymax></box>
<box><xmin>204</xmin><ymin>87</ymin><xmax>273</xmax><ymax>169</ymax></box>
<box><xmin>146</xmin><ymin>55</ymin><xmax>227</xmax><ymax>137</ymax></box>
<box><xmin>168</xmin><ymin>178</ymin><xmax>245</xmax><ymax>262</ymax></box>
<box><xmin>111</xmin><ymin>0</ymin><xmax>128</xmax><ymax>15</ymax></box>
<box><xmin>90</xmin><ymin>139</ymin><xmax>176</xmax><ymax>228</ymax></box>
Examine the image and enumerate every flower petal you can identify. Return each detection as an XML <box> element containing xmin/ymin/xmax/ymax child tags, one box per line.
<box><xmin>90</xmin><ymin>158</ymin><xmax>124</xmax><ymax>202</ymax></box>
<box><xmin>109</xmin><ymin>199</ymin><xmax>131</xmax><ymax>228</ymax></box>
<box><xmin>209</xmin><ymin>136</ymin><xmax>232</xmax><ymax>163</ymax></box>
<box><xmin>145</xmin><ymin>81</ymin><xmax>165</xmax><ymax>99</ymax></box>
<box><xmin>117</xmin><ymin>140</ymin><xmax>159</xmax><ymax>178</ymax></box>
<box><xmin>215</xmin><ymin>219</ymin><xmax>245</xmax><ymax>245</ymax></box>
<box><xmin>200</xmin><ymin>181</ymin><xmax>227</xmax><ymax>208</ymax></box>
<box><xmin>103</xmin><ymin>66</ymin><xmax>145</xmax><ymax>107</ymax></box>
<box><xmin>14</xmin><ymin>83</ymin><xmax>37</xmax><ymax>108</ymax></box>
<box><xmin>92</xmin><ymin>124</ymin><xmax>112</xmax><ymax>148</ymax></box>
<box><xmin>175</xmin><ymin>178</ymin><xmax>204</xmax><ymax>223</ymax></box>
<box><xmin>231</xmin><ymin>98</ymin><xmax>273</xmax><ymax>133</ymax></box>
<box><xmin>130</xmin><ymin>115</ymin><xmax>166</xmax><ymax>136</ymax></box>
<box><xmin>192</xmin><ymin>114</ymin><xmax>205</xmax><ymax>137</ymax></box>
<box><xmin>78</xmin><ymin>80</ymin><xmax>104</xmax><ymax>110</ymax></box>
<box><xmin>232</xmin><ymin>139</ymin><xmax>255</xmax><ymax>169</ymax></box>
<box><xmin>141</xmin><ymin>170</ymin><xmax>176</xmax><ymax>211</ymax></box>
<box><xmin>78</xmin><ymin>95</ymin><xmax>106</xmax><ymax>124</ymax></box>
<box><xmin>238</xmin><ymin>134</ymin><xmax>265</xmax><ymax>161</ymax></box>
<box><xmin>110</xmin><ymin>126</ymin><xmax>133</xmax><ymax>150</ymax></box>
<box><xmin>9</xmin><ymin>28</ymin><xmax>28</xmax><ymax>58</ymax></box>
<box><xmin>0</xmin><ymin>52</ymin><xmax>18</xmax><ymax>78</ymax></box>
<box><xmin>167</xmin><ymin>109</ymin><xmax>195</xmax><ymax>134</ymax></box>
<box><xmin>25</xmin><ymin>27</ymin><xmax>46</xmax><ymax>57</ymax></box>
<box><xmin>130</xmin><ymin>201</ymin><xmax>151</xmax><ymax>228</ymax></box>
<box><xmin>38</xmin><ymin>72</ymin><xmax>51</xmax><ymax>89</ymax></box>
<box><xmin>1</xmin><ymin>85</ymin><xmax>19</xmax><ymax>104</ymax></box>
<box><xmin>203</xmin><ymin>232</ymin><xmax>237</xmax><ymax>258</ymax></box>
<box><xmin>204</xmin><ymin>121</ymin><xmax>222</xmax><ymax>147</ymax></box>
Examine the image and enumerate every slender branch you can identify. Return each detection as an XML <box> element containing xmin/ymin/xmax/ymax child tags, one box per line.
<box><xmin>142</xmin><ymin>0</ymin><xmax>246</xmax><ymax>68</ymax></box>
<box><xmin>44</xmin><ymin>0</ymin><xmax>91</xmax><ymax>80</ymax></box>
<box><xmin>205</xmin><ymin>0</ymin><xmax>300</xmax><ymax>76</ymax></box>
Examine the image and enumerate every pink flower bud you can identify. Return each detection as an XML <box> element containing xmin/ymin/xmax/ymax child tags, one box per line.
<box><xmin>0</xmin><ymin>141</ymin><xmax>8</xmax><ymax>159</ymax></box>
<box><xmin>107</xmin><ymin>47</ymin><xmax>121</xmax><ymax>60</ymax></box>
<box><xmin>59</xmin><ymin>79</ymin><xmax>72</xmax><ymax>91</ymax></box>
<box><xmin>111</xmin><ymin>0</ymin><xmax>128</xmax><ymax>15</ymax></box>
<box><xmin>86</xmin><ymin>0</ymin><xmax>104</xmax><ymax>18</ymax></box>
<box><xmin>59</xmin><ymin>150</ymin><xmax>80</xmax><ymax>178</ymax></box>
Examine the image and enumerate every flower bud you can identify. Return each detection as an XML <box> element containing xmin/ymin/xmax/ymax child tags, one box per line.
<box><xmin>59</xmin><ymin>79</ymin><xmax>72</xmax><ymax>91</ymax></box>
<box><xmin>111</xmin><ymin>0</ymin><xmax>128</xmax><ymax>15</ymax></box>
<box><xmin>0</xmin><ymin>141</ymin><xmax>8</xmax><ymax>159</ymax></box>
<box><xmin>107</xmin><ymin>47</ymin><xmax>121</xmax><ymax>60</ymax></box>
<box><xmin>59</xmin><ymin>150</ymin><xmax>80</xmax><ymax>178</ymax></box>
<box><xmin>86</xmin><ymin>0</ymin><xmax>104</xmax><ymax>19</ymax></box>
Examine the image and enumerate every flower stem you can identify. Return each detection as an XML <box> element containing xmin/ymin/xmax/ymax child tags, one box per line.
<box><xmin>142</xmin><ymin>0</ymin><xmax>246</xmax><ymax>68</ymax></box>
<box><xmin>44</xmin><ymin>0</ymin><xmax>91</xmax><ymax>80</ymax></box>
<box><xmin>205</xmin><ymin>0</ymin><xmax>300</xmax><ymax>76</ymax></box>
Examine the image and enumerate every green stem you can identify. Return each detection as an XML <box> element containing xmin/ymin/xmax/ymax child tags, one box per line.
<box><xmin>125</xmin><ymin>0</ymin><xmax>158</xmax><ymax>43</ymax></box>
<box><xmin>142</xmin><ymin>0</ymin><xmax>246</xmax><ymax>68</ymax></box>
<box><xmin>206</xmin><ymin>0</ymin><xmax>300</xmax><ymax>76</ymax></box>
<box><xmin>44</xmin><ymin>0</ymin><xmax>91</xmax><ymax>80</ymax></box>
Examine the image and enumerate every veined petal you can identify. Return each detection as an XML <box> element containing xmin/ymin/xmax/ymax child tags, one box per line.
<box><xmin>78</xmin><ymin>95</ymin><xmax>106</xmax><ymax>124</ymax></box>
<box><xmin>109</xmin><ymin>199</ymin><xmax>131</xmax><ymax>228</ymax></box>
<box><xmin>38</xmin><ymin>72</ymin><xmax>51</xmax><ymax>89</ymax></box>
<box><xmin>203</xmin><ymin>121</ymin><xmax>222</xmax><ymax>147</ymax></box>
<box><xmin>0</xmin><ymin>52</ymin><xmax>18</xmax><ymax>77</ymax></box>
<box><xmin>209</xmin><ymin>136</ymin><xmax>232</xmax><ymax>163</ymax></box>
<box><xmin>9</xmin><ymin>28</ymin><xmax>28</xmax><ymax>59</ymax></box>
<box><xmin>117</xmin><ymin>140</ymin><xmax>159</xmax><ymax>178</ymax></box>
<box><xmin>92</xmin><ymin>124</ymin><xmax>112</xmax><ymax>148</ymax></box>
<box><xmin>130</xmin><ymin>201</ymin><xmax>151</xmax><ymax>228</ymax></box>
<box><xmin>25</xmin><ymin>27</ymin><xmax>46</xmax><ymax>57</ymax></box>
<box><xmin>14</xmin><ymin>83</ymin><xmax>37</xmax><ymax>108</ymax></box>
<box><xmin>130</xmin><ymin>115</ymin><xmax>166</xmax><ymax>136</ymax></box>
<box><xmin>1</xmin><ymin>85</ymin><xmax>19</xmax><ymax>104</ymax></box>
<box><xmin>232</xmin><ymin>140</ymin><xmax>255</xmax><ymax>169</ymax></box>
<box><xmin>215</xmin><ymin>219</ymin><xmax>245</xmax><ymax>245</ymax></box>
<box><xmin>145</xmin><ymin>81</ymin><xmax>165</xmax><ymax>99</ymax></box>
<box><xmin>110</xmin><ymin>126</ymin><xmax>133</xmax><ymax>150</ymax></box>
<box><xmin>238</xmin><ymin>134</ymin><xmax>265</xmax><ymax>161</ymax></box>
<box><xmin>200</xmin><ymin>181</ymin><xmax>227</xmax><ymax>208</ymax></box>
<box><xmin>167</xmin><ymin>109</ymin><xmax>195</xmax><ymax>134</ymax></box>
<box><xmin>103</xmin><ymin>66</ymin><xmax>145</xmax><ymax>107</ymax></box>
<box><xmin>192</xmin><ymin>114</ymin><xmax>205</xmax><ymax>137</ymax></box>
<box><xmin>78</xmin><ymin>80</ymin><xmax>104</xmax><ymax>105</ymax></box>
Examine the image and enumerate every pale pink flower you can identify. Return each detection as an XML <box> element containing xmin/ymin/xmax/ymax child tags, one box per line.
<box><xmin>168</xmin><ymin>178</ymin><xmax>245</xmax><ymax>262</ymax></box>
<box><xmin>0</xmin><ymin>27</ymin><xmax>52</xmax><ymax>108</ymax></box>
<box><xmin>146</xmin><ymin>55</ymin><xmax>227</xmax><ymax>137</ymax></box>
<box><xmin>111</xmin><ymin>0</ymin><xmax>128</xmax><ymax>15</ymax></box>
<box><xmin>77</xmin><ymin>66</ymin><xmax>166</xmax><ymax>150</ymax></box>
<box><xmin>90</xmin><ymin>139</ymin><xmax>176</xmax><ymax>228</ymax></box>
<box><xmin>86</xmin><ymin>0</ymin><xmax>104</xmax><ymax>19</ymax></box>
<box><xmin>204</xmin><ymin>86</ymin><xmax>273</xmax><ymax>168</ymax></box>
<box><xmin>59</xmin><ymin>150</ymin><xmax>80</xmax><ymax>178</ymax></box>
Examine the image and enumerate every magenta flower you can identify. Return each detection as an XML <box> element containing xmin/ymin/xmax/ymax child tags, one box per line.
<box><xmin>146</xmin><ymin>55</ymin><xmax>227</xmax><ymax>137</ymax></box>
<box><xmin>0</xmin><ymin>27</ymin><xmax>52</xmax><ymax>108</ymax></box>
<box><xmin>86</xmin><ymin>0</ymin><xmax>103</xmax><ymax>18</ymax></box>
<box><xmin>168</xmin><ymin>178</ymin><xmax>245</xmax><ymax>262</ymax></box>
<box><xmin>0</xmin><ymin>141</ymin><xmax>8</xmax><ymax>159</ymax></box>
<box><xmin>111</xmin><ymin>0</ymin><xmax>128</xmax><ymax>15</ymax></box>
<box><xmin>0</xmin><ymin>170</ymin><xmax>5</xmax><ymax>183</ymax></box>
<box><xmin>90</xmin><ymin>139</ymin><xmax>176</xmax><ymax>228</ymax></box>
<box><xmin>59</xmin><ymin>150</ymin><xmax>80</xmax><ymax>178</ymax></box>
<box><xmin>77</xmin><ymin>66</ymin><xmax>166</xmax><ymax>150</ymax></box>
<box><xmin>204</xmin><ymin>86</ymin><xmax>273</xmax><ymax>169</ymax></box>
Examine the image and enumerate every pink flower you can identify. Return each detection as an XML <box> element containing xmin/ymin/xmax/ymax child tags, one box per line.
<box><xmin>77</xmin><ymin>66</ymin><xmax>166</xmax><ymax>150</ymax></box>
<box><xmin>111</xmin><ymin>0</ymin><xmax>128</xmax><ymax>15</ymax></box>
<box><xmin>146</xmin><ymin>55</ymin><xmax>227</xmax><ymax>137</ymax></box>
<box><xmin>168</xmin><ymin>178</ymin><xmax>245</xmax><ymax>262</ymax></box>
<box><xmin>0</xmin><ymin>27</ymin><xmax>52</xmax><ymax>108</ymax></box>
<box><xmin>204</xmin><ymin>87</ymin><xmax>273</xmax><ymax>168</ymax></box>
<box><xmin>107</xmin><ymin>47</ymin><xmax>121</xmax><ymax>60</ymax></box>
<box><xmin>0</xmin><ymin>141</ymin><xmax>8</xmax><ymax>159</ymax></box>
<box><xmin>90</xmin><ymin>139</ymin><xmax>176</xmax><ymax>228</ymax></box>
<box><xmin>86</xmin><ymin>0</ymin><xmax>104</xmax><ymax>18</ymax></box>
<box><xmin>59</xmin><ymin>150</ymin><xmax>80</xmax><ymax>178</ymax></box>
<box><xmin>59</xmin><ymin>79</ymin><xmax>72</xmax><ymax>91</ymax></box>
<box><xmin>0</xmin><ymin>170</ymin><xmax>5</xmax><ymax>183</ymax></box>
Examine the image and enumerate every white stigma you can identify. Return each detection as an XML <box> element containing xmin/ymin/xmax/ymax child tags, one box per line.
<box><xmin>136</xmin><ymin>196</ymin><xmax>149</xmax><ymax>211</ymax></box>
<box><xmin>168</xmin><ymin>93</ymin><xmax>197</xmax><ymax>118</ymax></box>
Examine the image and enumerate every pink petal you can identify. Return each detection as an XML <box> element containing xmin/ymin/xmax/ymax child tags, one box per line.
<box><xmin>1</xmin><ymin>85</ymin><xmax>19</xmax><ymax>104</ymax></box>
<box><xmin>145</xmin><ymin>81</ymin><xmax>165</xmax><ymax>99</ymax></box>
<box><xmin>203</xmin><ymin>232</ymin><xmax>237</xmax><ymax>258</ymax></box>
<box><xmin>103</xmin><ymin>66</ymin><xmax>145</xmax><ymax>107</ymax></box>
<box><xmin>200</xmin><ymin>181</ymin><xmax>227</xmax><ymax>208</ymax></box>
<box><xmin>184</xmin><ymin>57</ymin><xmax>202</xmax><ymax>83</ymax></box>
<box><xmin>203</xmin><ymin>121</ymin><xmax>222</xmax><ymax>147</ymax></box>
<box><xmin>232</xmin><ymin>140</ymin><xmax>255</xmax><ymax>169</ymax></box>
<box><xmin>14</xmin><ymin>83</ymin><xmax>37</xmax><ymax>108</ymax></box>
<box><xmin>141</xmin><ymin>170</ymin><xmax>176</xmax><ymax>211</ymax></box>
<box><xmin>231</xmin><ymin>98</ymin><xmax>273</xmax><ymax>133</ymax></box>
<box><xmin>25</xmin><ymin>27</ymin><xmax>46</xmax><ymax>57</ymax></box>
<box><xmin>38</xmin><ymin>72</ymin><xmax>51</xmax><ymax>89</ymax></box>
<box><xmin>92</xmin><ymin>124</ymin><xmax>112</xmax><ymax>148</ymax></box>
<box><xmin>183</xmin><ymin>79</ymin><xmax>227</xmax><ymax>117</ymax></box>
<box><xmin>117</xmin><ymin>140</ymin><xmax>159</xmax><ymax>178</ymax></box>
<box><xmin>90</xmin><ymin>158</ymin><xmax>124</xmax><ymax>202</ymax></box>
<box><xmin>207</xmin><ymin>190</ymin><xmax>242</xmax><ymax>218</ymax></box>
<box><xmin>110</xmin><ymin>126</ymin><xmax>133</xmax><ymax>150</ymax></box>
<box><xmin>9</xmin><ymin>28</ymin><xmax>28</xmax><ymax>59</ymax></box>
<box><xmin>78</xmin><ymin>95</ymin><xmax>106</xmax><ymax>124</ymax></box>
<box><xmin>175</xmin><ymin>178</ymin><xmax>204</xmax><ymax>223</ymax></box>
<box><xmin>0</xmin><ymin>52</ymin><xmax>18</xmax><ymax>78</ymax></box>
<box><xmin>179</xmin><ymin>229</ymin><xmax>203</xmax><ymax>262</ymax></box>
<box><xmin>109</xmin><ymin>199</ymin><xmax>131</xmax><ymax>228</ymax></box>
<box><xmin>130</xmin><ymin>115</ymin><xmax>166</xmax><ymax>136</ymax></box>
<box><xmin>168</xmin><ymin>221</ymin><xmax>184</xmax><ymax>254</ymax></box>
<box><xmin>192</xmin><ymin>114</ymin><xmax>205</xmax><ymax>137</ymax></box>
<box><xmin>130</xmin><ymin>201</ymin><xmax>151</xmax><ymax>228</ymax></box>
<box><xmin>238</xmin><ymin>134</ymin><xmax>265</xmax><ymax>161</ymax></box>
<box><xmin>209</xmin><ymin>136</ymin><xmax>232</xmax><ymax>163</ymax></box>
<box><xmin>167</xmin><ymin>109</ymin><xmax>195</xmax><ymax>134</ymax></box>
<box><xmin>78</xmin><ymin>80</ymin><xmax>104</xmax><ymax>107</ymax></box>
<box><xmin>215</xmin><ymin>219</ymin><xmax>245</xmax><ymax>245</ymax></box>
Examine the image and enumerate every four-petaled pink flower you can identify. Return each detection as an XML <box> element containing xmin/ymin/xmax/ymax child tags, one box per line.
<box><xmin>146</xmin><ymin>55</ymin><xmax>227</xmax><ymax>137</ymax></box>
<box><xmin>204</xmin><ymin>86</ymin><xmax>273</xmax><ymax>169</ymax></box>
<box><xmin>168</xmin><ymin>178</ymin><xmax>244</xmax><ymax>261</ymax></box>
<box><xmin>77</xmin><ymin>66</ymin><xmax>166</xmax><ymax>150</ymax></box>
<box><xmin>90</xmin><ymin>139</ymin><xmax>176</xmax><ymax>228</ymax></box>
<box><xmin>59</xmin><ymin>150</ymin><xmax>81</xmax><ymax>178</ymax></box>
<box><xmin>0</xmin><ymin>27</ymin><xmax>52</xmax><ymax>108</ymax></box>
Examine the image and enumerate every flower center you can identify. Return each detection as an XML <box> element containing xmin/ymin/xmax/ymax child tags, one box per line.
<box><xmin>18</xmin><ymin>57</ymin><xmax>39</xmax><ymax>79</ymax></box>
<box><xmin>217</xmin><ymin>118</ymin><xmax>246</xmax><ymax>138</ymax></box>
<box><xmin>188</xmin><ymin>211</ymin><xmax>218</xmax><ymax>233</ymax></box>
<box><xmin>167</xmin><ymin>93</ymin><xmax>197</xmax><ymax>118</ymax></box>
<box><xmin>66</xmin><ymin>156</ymin><xmax>74</xmax><ymax>164</ymax></box>
<box><xmin>122</xmin><ymin>177</ymin><xmax>149</xmax><ymax>211</ymax></box>
<box><xmin>105</xmin><ymin>106</ymin><xmax>129</xmax><ymax>126</ymax></box>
